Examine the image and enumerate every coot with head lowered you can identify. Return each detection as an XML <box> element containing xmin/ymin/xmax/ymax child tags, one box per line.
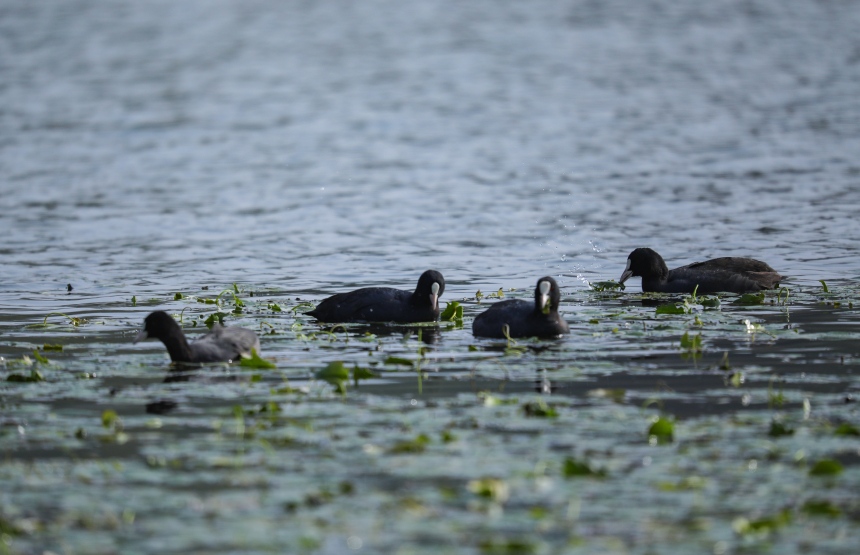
<box><xmin>619</xmin><ymin>248</ymin><xmax>783</xmax><ymax>294</ymax></box>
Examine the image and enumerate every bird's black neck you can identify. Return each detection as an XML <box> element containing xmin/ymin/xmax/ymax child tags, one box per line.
<box><xmin>158</xmin><ymin>332</ymin><xmax>194</xmax><ymax>363</ymax></box>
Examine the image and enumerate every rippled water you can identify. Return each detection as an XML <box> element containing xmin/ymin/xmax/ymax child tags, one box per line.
<box><xmin>2</xmin><ymin>1</ymin><xmax>860</xmax><ymax>554</ymax></box>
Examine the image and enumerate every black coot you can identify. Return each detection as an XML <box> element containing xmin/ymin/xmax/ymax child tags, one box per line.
<box><xmin>306</xmin><ymin>270</ymin><xmax>445</xmax><ymax>323</ymax></box>
<box><xmin>472</xmin><ymin>276</ymin><xmax>569</xmax><ymax>338</ymax></box>
<box><xmin>134</xmin><ymin>311</ymin><xmax>261</xmax><ymax>364</ymax></box>
<box><xmin>619</xmin><ymin>248</ymin><xmax>783</xmax><ymax>294</ymax></box>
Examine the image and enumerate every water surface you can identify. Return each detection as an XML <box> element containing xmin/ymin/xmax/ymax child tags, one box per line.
<box><xmin>2</xmin><ymin>1</ymin><xmax>860</xmax><ymax>553</ymax></box>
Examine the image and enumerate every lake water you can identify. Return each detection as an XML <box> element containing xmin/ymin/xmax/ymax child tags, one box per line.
<box><xmin>2</xmin><ymin>1</ymin><xmax>859</xmax><ymax>554</ymax></box>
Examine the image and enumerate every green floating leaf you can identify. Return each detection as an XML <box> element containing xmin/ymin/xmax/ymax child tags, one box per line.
<box><xmin>834</xmin><ymin>423</ymin><xmax>860</xmax><ymax>437</ymax></box>
<box><xmin>522</xmin><ymin>399</ymin><xmax>557</xmax><ymax>418</ymax></box>
<box><xmin>255</xmin><ymin>401</ymin><xmax>281</xmax><ymax>414</ymax></box>
<box><xmin>384</xmin><ymin>356</ymin><xmax>414</xmax><ymax>367</ymax></box>
<box><xmin>802</xmin><ymin>500</ymin><xmax>841</xmax><ymax>518</ymax></box>
<box><xmin>389</xmin><ymin>433</ymin><xmax>430</xmax><ymax>454</ymax></box>
<box><xmin>490</xmin><ymin>288</ymin><xmax>505</xmax><ymax>298</ymax></box>
<box><xmin>562</xmin><ymin>457</ymin><xmax>606</xmax><ymax>478</ymax></box>
<box><xmin>32</xmin><ymin>349</ymin><xmax>49</xmax><ymax>364</ymax></box>
<box><xmin>239</xmin><ymin>349</ymin><xmax>276</xmax><ymax>369</ymax></box>
<box><xmin>680</xmin><ymin>332</ymin><xmax>702</xmax><ymax>353</ymax></box>
<box><xmin>477</xmin><ymin>538</ymin><xmax>537</xmax><ymax>555</ymax></box>
<box><xmin>440</xmin><ymin>301</ymin><xmax>464</xmax><ymax>322</ymax></box>
<box><xmin>316</xmin><ymin>361</ymin><xmax>349</xmax><ymax>394</ymax></box>
<box><xmin>352</xmin><ymin>365</ymin><xmax>377</xmax><ymax>383</ymax></box>
<box><xmin>648</xmin><ymin>416</ymin><xmax>674</xmax><ymax>444</ymax></box>
<box><xmin>467</xmin><ymin>478</ymin><xmax>509</xmax><ymax>503</ymax></box>
<box><xmin>42</xmin><ymin>344</ymin><xmax>63</xmax><ymax>351</ymax></box>
<box><xmin>590</xmin><ymin>280</ymin><xmax>625</xmax><ymax>292</ymax></box>
<box><xmin>174</xmin><ymin>292</ymin><xmax>184</xmax><ymax>300</ymax></box>
<box><xmin>809</xmin><ymin>459</ymin><xmax>843</xmax><ymax>477</ymax></box>
<box><xmin>656</xmin><ymin>303</ymin><xmax>686</xmax><ymax>315</ymax></box>
<box><xmin>700</xmin><ymin>297</ymin><xmax>721</xmax><ymax>308</ymax></box>
<box><xmin>734</xmin><ymin>292</ymin><xmax>765</xmax><ymax>305</ymax></box>
<box><xmin>101</xmin><ymin>409</ymin><xmax>119</xmax><ymax>430</ymax></box>
<box><xmin>733</xmin><ymin>509</ymin><xmax>792</xmax><ymax>536</ymax></box>
<box><xmin>768</xmin><ymin>420</ymin><xmax>794</xmax><ymax>438</ymax></box>
<box><xmin>6</xmin><ymin>369</ymin><xmax>45</xmax><ymax>383</ymax></box>
<box><xmin>43</xmin><ymin>312</ymin><xmax>87</xmax><ymax>327</ymax></box>
<box><xmin>204</xmin><ymin>312</ymin><xmax>226</xmax><ymax>329</ymax></box>
<box><xmin>268</xmin><ymin>303</ymin><xmax>282</xmax><ymax>312</ymax></box>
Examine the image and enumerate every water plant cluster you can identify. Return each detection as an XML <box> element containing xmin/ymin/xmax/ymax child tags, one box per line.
<box><xmin>1</xmin><ymin>280</ymin><xmax>858</xmax><ymax>554</ymax></box>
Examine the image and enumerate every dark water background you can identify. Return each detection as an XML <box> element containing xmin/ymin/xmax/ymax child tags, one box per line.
<box><xmin>2</xmin><ymin>1</ymin><xmax>860</xmax><ymax>554</ymax></box>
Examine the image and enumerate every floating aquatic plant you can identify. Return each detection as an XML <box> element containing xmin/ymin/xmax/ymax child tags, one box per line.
<box><xmin>204</xmin><ymin>312</ymin><xmax>227</xmax><ymax>329</ymax></box>
<box><xmin>648</xmin><ymin>416</ymin><xmax>674</xmax><ymax>445</ymax></box>
<box><xmin>316</xmin><ymin>361</ymin><xmax>350</xmax><ymax>394</ymax></box>
<box><xmin>6</xmin><ymin>369</ymin><xmax>44</xmax><ymax>383</ymax></box>
<box><xmin>734</xmin><ymin>292</ymin><xmax>765</xmax><ymax>305</ymax></box>
<box><xmin>502</xmin><ymin>325</ymin><xmax>527</xmax><ymax>356</ymax></box>
<box><xmin>41</xmin><ymin>312</ymin><xmax>87</xmax><ymax>327</ymax></box>
<box><xmin>768</xmin><ymin>419</ymin><xmax>794</xmax><ymax>438</ymax></box>
<box><xmin>352</xmin><ymin>364</ymin><xmax>376</xmax><ymax>386</ymax></box>
<box><xmin>562</xmin><ymin>457</ymin><xmax>606</xmax><ymax>478</ymax></box>
<box><xmin>589</xmin><ymin>280</ymin><xmax>625</xmax><ymax>292</ymax></box>
<box><xmin>679</xmin><ymin>332</ymin><xmax>702</xmax><ymax>358</ymax></box>
<box><xmin>100</xmin><ymin>409</ymin><xmax>128</xmax><ymax>444</ymax></box>
<box><xmin>486</xmin><ymin>288</ymin><xmax>505</xmax><ymax>299</ymax></box>
<box><xmin>522</xmin><ymin>399</ymin><xmax>557</xmax><ymax>418</ymax></box>
<box><xmin>239</xmin><ymin>349</ymin><xmax>276</xmax><ymax>369</ymax></box>
<box><xmin>834</xmin><ymin>422</ymin><xmax>859</xmax><ymax>436</ymax></box>
<box><xmin>440</xmin><ymin>301</ymin><xmax>464</xmax><ymax>326</ymax></box>
<box><xmin>384</xmin><ymin>356</ymin><xmax>414</xmax><ymax>367</ymax></box>
<box><xmin>467</xmin><ymin>478</ymin><xmax>509</xmax><ymax>503</ymax></box>
<box><xmin>802</xmin><ymin>500</ymin><xmax>841</xmax><ymax>517</ymax></box>
<box><xmin>656</xmin><ymin>303</ymin><xmax>686</xmax><ymax>315</ymax></box>
<box><xmin>808</xmin><ymin>459</ymin><xmax>843</xmax><ymax>477</ymax></box>
<box><xmin>389</xmin><ymin>433</ymin><xmax>431</xmax><ymax>454</ymax></box>
<box><xmin>732</xmin><ymin>508</ymin><xmax>791</xmax><ymax>537</ymax></box>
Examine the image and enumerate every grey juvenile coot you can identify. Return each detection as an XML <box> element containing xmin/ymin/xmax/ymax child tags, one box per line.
<box><xmin>618</xmin><ymin>248</ymin><xmax>783</xmax><ymax>294</ymax></box>
<box><xmin>134</xmin><ymin>311</ymin><xmax>261</xmax><ymax>364</ymax></box>
<box><xmin>306</xmin><ymin>270</ymin><xmax>445</xmax><ymax>323</ymax></box>
<box><xmin>472</xmin><ymin>276</ymin><xmax>570</xmax><ymax>338</ymax></box>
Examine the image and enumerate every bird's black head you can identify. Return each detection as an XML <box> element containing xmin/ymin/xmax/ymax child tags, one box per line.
<box><xmin>534</xmin><ymin>276</ymin><xmax>561</xmax><ymax>314</ymax></box>
<box><xmin>134</xmin><ymin>311</ymin><xmax>182</xmax><ymax>343</ymax></box>
<box><xmin>414</xmin><ymin>270</ymin><xmax>445</xmax><ymax>309</ymax></box>
<box><xmin>619</xmin><ymin>248</ymin><xmax>669</xmax><ymax>284</ymax></box>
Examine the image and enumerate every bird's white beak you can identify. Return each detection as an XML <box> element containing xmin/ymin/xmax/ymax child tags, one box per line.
<box><xmin>429</xmin><ymin>282</ymin><xmax>440</xmax><ymax>309</ymax></box>
<box><xmin>619</xmin><ymin>259</ymin><xmax>633</xmax><ymax>284</ymax></box>
<box><xmin>133</xmin><ymin>329</ymin><xmax>148</xmax><ymax>344</ymax></box>
<box><xmin>539</xmin><ymin>280</ymin><xmax>551</xmax><ymax>313</ymax></box>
